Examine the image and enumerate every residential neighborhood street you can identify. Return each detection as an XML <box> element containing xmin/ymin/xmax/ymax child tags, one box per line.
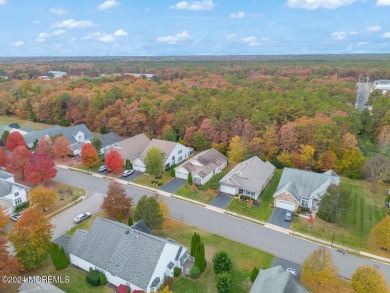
<box><xmin>52</xmin><ymin>167</ymin><xmax>390</xmax><ymax>282</ymax></box>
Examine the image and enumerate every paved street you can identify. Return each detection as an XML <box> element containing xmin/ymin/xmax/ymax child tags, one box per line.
<box><xmin>52</xmin><ymin>168</ymin><xmax>390</xmax><ymax>281</ymax></box>
<box><xmin>356</xmin><ymin>82</ymin><xmax>369</xmax><ymax>111</ymax></box>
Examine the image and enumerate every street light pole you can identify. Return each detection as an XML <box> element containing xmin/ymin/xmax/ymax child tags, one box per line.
<box><xmin>331</xmin><ymin>229</ymin><xmax>336</xmax><ymax>247</ymax></box>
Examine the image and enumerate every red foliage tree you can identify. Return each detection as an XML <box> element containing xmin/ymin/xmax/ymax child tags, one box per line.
<box><xmin>36</xmin><ymin>137</ymin><xmax>55</xmax><ymax>158</ymax></box>
<box><xmin>0</xmin><ymin>234</ymin><xmax>24</xmax><ymax>290</ymax></box>
<box><xmin>7</xmin><ymin>146</ymin><xmax>32</xmax><ymax>178</ymax></box>
<box><xmin>0</xmin><ymin>148</ymin><xmax>7</xmax><ymax>167</ymax></box>
<box><xmin>80</xmin><ymin>143</ymin><xmax>99</xmax><ymax>168</ymax></box>
<box><xmin>53</xmin><ymin>136</ymin><xmax>71</xmax><ymax>159</ymax></box>
<box><xmin>105</xmin><ymin>150</ymin><xmax>123</xmax><ymax>173</ymax></box>
<box><xmin>6</xmin><ymin>131</ymin><xmax>27</xmax><ymax>151</ymax></box>
<box><xmin>25</xmin><ymin>153</ymin><xmax>57</xmax><ymax>183</ymax></box>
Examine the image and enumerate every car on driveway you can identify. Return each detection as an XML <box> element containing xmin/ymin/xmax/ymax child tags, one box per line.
<box><xmin>73</xmin><ymin>212</ymin><xmax>91</xmax><ymax>224</ymax></box>
<box><xmin>284</xmin><ymin>211</ymin><xmax>294</xmax><ymax>222</ymax></box>
<box><xmin>98</xmin><ymin>166</ymin><xmax>108</xmax><ymax>172</ymax></box>
<box><xmin>10</xmin><ymin>212</ymin><xmax>21</xmax><ymax>222</ymax></box>
<box><xmin>287</xmin><ymin>268</ymin><xmax>296</xmax><ymax>276</ymax></box>
<box><xmin>122</xmin><ymin>169</ymin><xmax>134</xmax><ymax>177</ymax></box>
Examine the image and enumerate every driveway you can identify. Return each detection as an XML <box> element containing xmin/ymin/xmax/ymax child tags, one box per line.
<box><xmin>268</xmin><ymin>207</ymin><xmax>293</xmax><ymax>229</ymax></box>
<box><xmin>120</xmin><ymin>170</ymin><xmax>143</xmax><ymax>182</ymax></box>
<box><xmin>271</xmin><ymin>256</ymin><xmax>303</xmax><ymax>279</ymax></box>
<box><xmin>160</xmin><ymin>178</ymin><xmax>186</xmax><ymax>193</ymax></box>
<box><xmin>210</xmin><ymin>192</ymin><xmax>233</xmax><ymax>209</ymax></box>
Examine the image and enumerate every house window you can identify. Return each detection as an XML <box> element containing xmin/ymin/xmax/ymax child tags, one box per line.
<box><xmin>15</xmin><ymin>198</ymin><xmax>22</xmax><ymax>205</ymax></box>
<box><xmin>238</xmin><ymin>188</ymin><xmax>243</xmax><ymax>194</ymax></box>
<box><xmin>15</xmin><ymin>192</ymin><xmax>19</xmax><ymax>197</ymax></box>
<box><xmin>178</xmin><ymin>150</ymin><xmax>182</xmax><ymax>154</ymax></box>
<box><xmin>193</xmin><ymin>177</ymin><xmax>201</xmax><ymax>184</ymax></box>
<box><xmin>172</xmin><ymin>156</ymin><xmax>175</xmax><ymax>162</ymax></box>
<box><xmin>178</xmin><ymin>156</ymin><xmax>182</xmax><ymax>161</ymax></box>
<box><xmin>301</xmin><ymin>198</ymin><xmax>309</xmax><ymax>207</ymax></box>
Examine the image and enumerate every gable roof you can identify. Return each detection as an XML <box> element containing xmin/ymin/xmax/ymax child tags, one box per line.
<box><xmin>66</xmin><ymin>217</ymin><xmax>182</xmax><ymax>290</ymax></box>
<box><xmin>23</xmin><ymin>126</ymin><xmax>63</xmax><ymax>145</ymax></box>
<box><xmin>131</xmin><ymin>219</ymin><xmax>154</xmax><ymax>235</ymax></box>
<box><xmin>0</xmin><ymin>170</ymin><xmax>13</xmax><ymax>180</ymax></box>
<box><xmin>250</xmin><ymin>265</ymin><xmax>308</xmax><ymax>293</ymax></box>
<box><xmin>176</xmin><ymin>148</ymin><xmax>227</xmax><ymax>178</ymax></box>
<box><xmin>219</xmin><ymin>156</ymin><xmax>275</xmax><ymax>193</ymax></box>
<box><xmin>98</xmin><ymin>132</ymin><xmax>122</xmax><ymax>148</ymax></box>
<box><xmin>0</xmin><ymin>171</ymin><xmax>30</xmax><ymax>198</ymax></box>
<box><xmin>108</xmin><ymin>133</ymin><xmax>151</xmax><ymax>162</ymax></box>
<box><xmin>61</xmin><ymin>124</ymin><xmax>94</xmax><ymax>144</ymax></box>
<box><xmin>273</xmin><ymin>168</ymin><xmax>340</xmax><ymax>202</ymax></box>
<box><xmin>138</xmin><ymin>139</ymin><xmax>185</xmax><ymax>163</ymax></box>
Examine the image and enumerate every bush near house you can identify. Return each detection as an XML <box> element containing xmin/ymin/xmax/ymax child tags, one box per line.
<box><xmin>189</xmin><ymin>266</ymin><xmax>201</xmax><ymax>279</ymax></box>
<box><xmin>86</xmin><ymin>269</ymin><xmax>101</xmax><ymax>286</ymax></box>
<box><xmin>174</xmin><ymin>267</ymin><xmax>182</xmax><ymax>277</ymax></box>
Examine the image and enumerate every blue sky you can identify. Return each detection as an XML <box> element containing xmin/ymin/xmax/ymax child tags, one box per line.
<box><xmin>0</xmin><ymin>0</ymin><xmax>389</xmax><ymax>56</ymax></box>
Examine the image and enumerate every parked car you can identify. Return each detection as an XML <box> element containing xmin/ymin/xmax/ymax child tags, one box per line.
<box><xmin>284</xmin><ymin>211</ymin><xmax>294</xmax><ymax>222</ymax></box>
<box><xmin>98</xmin><ymin>165</ymin><xmax>108</xmax><ymax>172</ymax></box>
<box><xmin>286</xmin><ymin>268</ymin><xmax>296</xmax><ymax>276</ymax></box>
<box><xmin>122</xmin><ymin>169</ymin><xmax>134</xmax><ymax>177</ymax></box>
<box><xmin>10</xmin><ymin>212</ymin><xmax>22</xmax><ymax>222</ymax></box>
<box><xmin>73</xmin><ymin>212</ymin><xmax>91</xmax><ymax>224</ymax></box>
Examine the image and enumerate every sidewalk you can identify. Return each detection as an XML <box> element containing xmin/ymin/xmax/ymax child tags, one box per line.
<box><xmin>55</xmin><ymin>164</ymin><xmax>390</xmax><ymax>265</ymax></box>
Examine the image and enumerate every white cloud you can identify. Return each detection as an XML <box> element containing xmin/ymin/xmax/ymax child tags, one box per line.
<box><xmin>357</xmin><ymin>41</ymin><xmax>369</xmax><ymax>46</ymax></box>
<box><xmin>226</xmin><ymin>33</ymin><xmax>237</xmax><ymax>40</ymax></box>
<box><xmin>366</xmin><ymin>26</ymin><xmax>381</xmax><ymax>32</ymax></box>
<box><xmin>0</xmin><ymin>0</ymin><xmax>7</xmax><ymax>5</ymax></box>
<box><xmin>35</xmin><ymin>30</ymin><xmax>67</xmax><ymax>43</ymax></box>
<box><xmin>170</xmin><ymin>0</ymin><xmax>214</xmax><ymax>11</ymax></box>
<box><xmin>331</xmin><ymin>31</ymin><xmax>347</xmax><ymax>40</ymax></box>
<box><xmin>241</xmin><ymin>36</ymin><xmax>270</xmax><ymax>46</ymax></box>
<box><xmin>52</xmin><ymin>19</ymin><xmax>93</xmax><ymax>29</ymax></box>
<box><xmin>98</xmin><ymin>0</ymin><xmax>120</xmax><ymax>10</ymax></box>
<box><xmin>98</xmin><ymin>34</ymin><xmax>114</xmax><ymax>43</ymax></box>
<box><xmin>350</xmin><ymin>31</ymin><xmax>359</xmax><ymax>35</ymax></box>
<box><xmin>113</xmin><ymin>29</ymin><xmax>128</xmax><ymax>37</ymax></box>
<box><xmin>49</xmin><ymin>7</ymin><xmax>67</xmax><ymax>15</ymax></box>
<box><xmin>376</xmin><ymin>0</ymin><xmax>390</xmax><ymax>6</ymax></box>
<box><xmin>13</xmin><ymin>41</ymin><xmax>24</xmax><ymax>47</ymax></box>
<box><xmin>52</xmin><ymin>30</ymin><xmax>66</xmax><ymax>36</ymax></box>
<box><xmin>383</xmin><ymin>32</ymin><xmax>390</xmax><ymax>38</ymax></box>
<box><xmin>156</xmin><ymin>31</ymin><xmax>192</xmax><ymax>44</ymax></box>
<box><xmin>230</xmin><ymin>11</ymin><xmax>245</xmax><ymax>19</ymax></box>
<box><xmin>287</xmin><ymin>0</ymin><xmax>358</xmax><ymax>10</ymax></box>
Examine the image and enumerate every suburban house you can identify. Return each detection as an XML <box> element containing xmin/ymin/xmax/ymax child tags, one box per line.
<box><xmin>133</xmin><ymin>139</ymin><xmax>193</xmax><ymax>172</ymax></box>
<box><xmin>105</xmin><ymin>133</ymin><xmax>151</xmax><ymax>164</ymax></box>
<box><xmin>0</xmin><ymin>170</ymin><xmax>30</xmax><ymax>214</ymax></box>
<box><xmin>97</xmin><ymin>132</ymin><xmax>122</xmax><ymax>154</ymax></box>
<box><xmin>23</xmin><ymin>124</ymin><xmax>94</xmax><ymax>156</ymax></box>
<box><xmin>250</xmin><ymin>265</ymin><xmax>308</xmax><ymax>293</ymax></box>
<box><xmin>175</xmin><ymin>148</ymin><xmax>228</xmax><ymax>185</ymax></box>
<box><xmin>219</xmin><ymin>156</ymin><xmax>275</xmax><ymax>200</ymax></box>
<box><xmin>273</xmin><ymin>168</ymin><xmax>340</xmax><ymax>211</ymax></box>
<box><xmin>0</xmin><ymin>123</ymin><xmax>33</xmax><ymax>146</ymax></box>
<box><xmin>66</xmin><ymin>217</ymin><xmax>188</xmax><ymax>293</ymax></box>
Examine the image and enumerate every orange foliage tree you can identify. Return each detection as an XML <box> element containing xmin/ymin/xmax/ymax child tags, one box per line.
<box><xmin>105</xmin><ymin>149</ymin><xmax>123</xmax><ymax>173</ymax></box>
<box><xmin>80</xmin><ymin>143</ymin><xmax>99</xmax><ymax>168</ymax></box>
<box><xmin>36</xmin><ymin>137</ymin><xmax>55</xmax><ymax>158</ymax></box>
<box><xmin>53</xmin><ymin>136</ymin><xmax>71</xmax><ymax>159</ymax></box>
<box><xmin>0</xmin><ymin>235</ymin><xmax>24</xmax><ymax>289</ymax></box>
<box><xmin>101</xmin><ymin>182</ymin><xmax>133</xmax><ymax>219</ymax></box>
<box><xmin>7</xmin><ymin>146</ymin><xmax>32</xmax><ymax>178</ymax></box>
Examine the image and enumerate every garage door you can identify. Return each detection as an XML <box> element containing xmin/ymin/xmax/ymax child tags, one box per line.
<box><xmin>275</xmin><ymin>200</ymin><xmax>295</xmax><ymax>211</ymax></box>
<box><xmin>175</xmin><ymin>171</ymin><xmax>188</xmax><ymax>180</ymax></box>
<box><xmin>220</xmin><ymin>184</ymin><xmax>236</xmax><ymax>195</ymax></box>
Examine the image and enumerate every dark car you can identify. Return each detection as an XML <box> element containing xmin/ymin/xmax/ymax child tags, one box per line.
<box><xmin>73</xmin><ymin>212</ymin><xmax>91</xmax><ymax>224</ymax></box>
<box><xmin>284</xmin><ymin>211</ymin><xmax>294</xmax><ymax>222</ymax></box>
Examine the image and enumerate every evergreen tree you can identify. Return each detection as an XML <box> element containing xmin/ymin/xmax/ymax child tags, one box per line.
<box><xmin>127</xmin><ymin>217</ymin><xmax>133</xmax><ymax>226</ymax></box>
<box><xmin>188</xmin><ymin>172</ymin><xmax>193</xmax><ymax>185</ymax></box>
<box><xmin>49</xmin><ymin>243</ymin><xmax>69</xmax><ymax>270</ymax></box>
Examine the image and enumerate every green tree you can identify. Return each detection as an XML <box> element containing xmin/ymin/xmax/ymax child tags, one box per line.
<box><xmin>133</xmin><ymin>195</ymin><xmax>164</xmax><ymax>231</ymax></box>
<box><xmin>192</xmin><ymin>131</ymin><xmax>210</xmax><ymax>151</ymax></box>
<box><xmin>188</xmin><ymin>172</ymin><xmax>193</xmax><ymax>185</ymax></box>
<box><xmin>212</xmin><ymin>250</ymin><xmax>233</xmax><ymax>275</ymax></box>
<box><xmin>144</xmin><ymin>147</ymin><xmax>164</xmax><ymax>178</ymax></box>
<box><xmin>351</xmin><ymin>266</ymin><xmax>389</xmax><ymax>293</ymax></box>
<box><xmin>317</xmin><ymin>184</ymin><xmax>349</xmax><ymax>224</ymax></box>
<box><xmin>127</xmin><ymin>216</ymin><xmax>133</xmax><ymax>226</ymax></box>
<box><xmin>227</xmin><ymin>136</ymin><xmax>247</xmax><ymax>163</ymax></box>
<box><xmin>125</xmin><ymin>159</ymin><xmax>132</xmax><ymax>169</ymax></box>
<box><xmin>1</xmin><ymin>130</ymin><xmax>9</xmax><ymax>143</ymax></box>
<box><xmin>216</xmin><ymin>272</ymin><xmax>233</xmax><ymax>293</ymax></box>
<box><xmin>91</xmin><ymin>137</ymin><xmax>102</xmax><ymax>153</ymax></box>
<box><xmin>170</xmin><ymin>166</ymin><xmax>175</xmax><ymax>177</ymax></box>
<box><xmin>190</xmin><ymin>232</ymin><xmax>200</xmax><ymax>257</ymax></box>
<box><xmin>195</xmin><ymin>241</ymin><xmax>206</xmax><ymax>272</ymax></box>
<box><xmin>162</xmin><ymin>125</ymin><xmax>177</xmax><ymax>142</ymax></box>
<box><xmin>250</xmin><ymin>267</ymin><xmax>259</xmax><ymax>282</ymax></box>
<box><xmin>49</xmin><ymin>242</ymin><xmax>69</xmax><ymax>270</ymax></box>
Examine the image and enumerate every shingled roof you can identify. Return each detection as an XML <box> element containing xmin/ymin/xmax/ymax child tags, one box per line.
<box><xmin>66</xmin><ymin>217</ymin><xmax>181</xmax><ymax>290</ymax></box>
<box><xmin>98</xmin><ymin>132</ymin><xmax>122</xmax><ymax>148</ymax></box>
<box><xmin>138</xmin><ymin>139</ymin><xmax>181</xmax><ymax>163</ymax></box>
<box><xmin>108</xmin><ymin>133</ymin><xmax>151</xmax><ymax>162</ymax></box>
<box><xmin>0</xmin><ymin>170</ymin><xmax>30</xmax><ymax>198</ymax></box>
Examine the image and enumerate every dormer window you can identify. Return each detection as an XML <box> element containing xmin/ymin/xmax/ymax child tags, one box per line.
<box><xmin>15</xmin><ymin>192</ymin><xmax>19</xmax><ymax>197</ymax></box>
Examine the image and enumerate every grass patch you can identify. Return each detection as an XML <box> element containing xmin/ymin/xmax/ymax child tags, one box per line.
<box><xmin>291</xmin><ymin>178</ymin><xmax>388</xmax><ymax>252</ymax></box>
<box><xmin>226</xmin><ymin>169</ymin><xmax>282</xmax><ymax>221</ymax></box>
<box><xmin>158</xmin><ymin>218</ymin><xmax>274</xmax><ymax>293</ymax></box>
<box><xmin>0</xmin><ymin>115</ymin><xmax>53</xmax><ymax>130</ymax></box>
<box><xmin>132</xmin><ymin>172</ymin><xmax>173</xmax><ymax>189</ymax></box>
<box><xmin>73</xmin><ymin>163</ymin><xmax>103</xmax><ymax>173</ymax></box>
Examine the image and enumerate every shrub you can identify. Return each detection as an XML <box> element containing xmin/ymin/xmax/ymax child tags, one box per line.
<box><xmin>189</xmin><ymin>266</ymin><xmax>201</xmax><ymax>278</ymax></box>
<box><xmin>99</xmin><ymin>272</ymin><xmax>108</xmax><ymax>286</ymax></box>
<box><xmin>15</xmin><ymin>202</ymin><xmax>29</xmax><ymax>213</ymax></box>
<box><xmin>170</xmin><ymin>167</ymin><xmax>175</xmax><ymax>177</ymax></box>
<box><xmin>296</xmin><ymin>206</ymin><xmax>302</xmax><ymax>214</ymax></box>
<box><xmin>86</xmin><ymin>269</ymin><xmax>100</xmax><ymax>286</ymax></box>
<box><xmin>212</xmin><ymin>250</ymin><xmax>233</xmax><ymax>275</ymax></box>
<box><xmin>49</xmin><ymin>243</ymin><xmax>69</xmax><ymax>270</ymax></box>
<box><xmin>250</xmin><ymin>267</ymin><xmax>259</xmax><ymax>282</ymax></box>
<box><xmin>174</xmin><ymin>267</ymin><xmax>182</xmax><ymax>277</ymax></box>
<box><xmin>127</xmin><ymin>217</ymin><xmax>133</xmax><ymax>226</ymax></box>
<box><xmin>216</xmin><ymin>272</ymin><xmax>233</xmax><ymax>293</ymax></box>
<box><xmin>187</xmin><ymin>172</ymin><xmax>193</xmax><ymax>185</ymax></box>
<box><xmin>125</xmin><ymin>159</ymin><xmax>132</xmax><ymax>170</ymax></box>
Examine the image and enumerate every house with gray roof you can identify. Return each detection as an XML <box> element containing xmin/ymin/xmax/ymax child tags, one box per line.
<box><xmin>250</xmin><ymin>265</ymin><xmax>308</xmax><ymax>293</ymax></box>
<box><xmin>97</xmin><ymin>132</ymin><xmax>122</xmax><ymax>154</ymax></box>
<box><xmin>133</xmin><ymin>139</ymin><xmax>193</xmax><ymax>172</ymax></box>
<box><xmin>273</xmin><ymin>168</ymin><xmax>340</xmax><ymax>211</ymax></box>
<box><xmin>66</xmin><ymin>217</ymin><xmax>188</xmax><ymax>292</ymax></box>
<box><xmin>219</xmin><ymin>156</ymin><xmax>275</xmax><ymax>200</ymax></box>
<box><xmin>105</xmin><ymin>133</ymin><xmax>151</xmax><ymax>164</ymax></box>
<box><xmin>175</xmin><ymin>148</ymin><xmax>228</xmax><ymax>185</ymax></box>
<box><xmin>0</xmin><ymin>170</ymin><xmax>30</xmax><ymax>214</ymax></box>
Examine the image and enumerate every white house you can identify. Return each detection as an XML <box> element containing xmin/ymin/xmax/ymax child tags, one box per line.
<box><xmin>97</xmin><ymin>132</ymin><xmax>122</xmax><ymax>154</ymax></box>
<box><xmin>66</xmin><ymin>217</ymin><xmax>188</xmax><ymax>293</ymax></box>
<box><xmin>133</xmin><ymin>139</ymin><xmax>193</xmax><ymax>172</ymax></box>
<box><xmin>175</xmin><ymin>148</ymin><xmax>228</xmax><ymax>185</ymax></box>
<box><xmin>0</xmin><ymin>170</ymin><xmax>30</xmax><ymax>214</ymax></box>
<box><xmin>273</xmin><ymin>168</ymin><xmax>340</xmax><ymax>211</ymax></box>
<box><xmin>219</xmin><ymin>156</ymin><xmax>275</xmax><ymax>200</ymax></box>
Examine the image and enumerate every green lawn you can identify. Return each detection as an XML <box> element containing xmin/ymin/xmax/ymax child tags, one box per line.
<box><xmin>0</xmin><ymin>115</ymin><xmax>52</xmax><ymax>130</ymax></box>
<box><xmin>74</xmin><ymin>162</ymin><xmax>104</xmax><ymax>173</ymax></box>
<box><xmin>175</xmin><ymin>164</ymin><xmax>235</xmax><ymax>203</ymax></box>
<box><xmin>159</xmin><ymin>218</ymin><xmax>274</xmax><ymax>293</ymax></box>
<box><xmin>291</xmin><ymin>178</ymin><xmax>388</xmax><ymax>252</ymax></box>
<box><xmin>132</xmin><ymin>172</ymin><xmax>174</xmax><ymax>189</ymax></box>
<box><xmin>226</xmin><ymin>169</ymin><xmax>282</xmax><ymax>222</ymax></box>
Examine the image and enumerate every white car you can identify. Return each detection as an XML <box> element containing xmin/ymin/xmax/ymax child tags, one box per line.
<box><xmin>73</xmin><ymin>212</ymin><xmax>91</xmax><ymax>224</ymax></box>
<box><xmin>122</xmin><ymin>169</ymin><xmax>134</xmax><ymax>177</ymax></box>
<box><xmin>10</xmin><ymin>212</ymin><xmax>22</xmax><ymax>222</ymax></box>
<box><xmin>286</xmin><ymin>268</ymin><xmax>296</xmax><ymax>276</ymax></box>
<box><xmin>98</xmin><ymin>166</ymin><xmax>108</xmax><ymax>172</ymax></box>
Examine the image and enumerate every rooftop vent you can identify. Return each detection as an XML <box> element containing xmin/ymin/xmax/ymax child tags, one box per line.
<box><xmin>125</xmin><ymin>230</ymin><xmax>130</xmax><ymax>235</ymax></box>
